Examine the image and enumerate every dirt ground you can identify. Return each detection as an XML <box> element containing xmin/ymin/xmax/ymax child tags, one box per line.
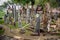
<box><xmin>1</xmin><ymin>24</ymin><xmax>60</xmax><ymax>40</ymax></box>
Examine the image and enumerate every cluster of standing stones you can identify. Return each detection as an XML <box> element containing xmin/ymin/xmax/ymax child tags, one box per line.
<box><xmin>3</xmin><ymin>3</ymin><xmax>60</xmax><ymax>36</ymax></box>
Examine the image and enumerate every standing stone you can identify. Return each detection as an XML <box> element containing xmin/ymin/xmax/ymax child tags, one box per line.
<box><xmin>6</xmin><ymin>10</ymin><xmax>10</xmax><ymax>24</ymax></box>
<box><xmin>26</xmin><ymin>8</ymin><xmax>31</xmax><ymax>23</ymax></box>
<box><xmin>18</xmin><ymin>15</ymin><xmax>22</xmax><ymax>28</ymax></box>
<box><xmin>12</xmin><ymin>4</ymin><xmax>17</xmax><ymax>26</ymax></box>
<box><xmin>12</xmin><ymin>4</ymin><xmax>16</xmax><ymax>22</ymax></box>
<box><xmin>35</xmin><ymin>5</ymin><xmax>43</xmax><ymax>35</ymax></box>
<box><xmin>47</xmin><ymin>19</ymin><xmax>51</xmax><ymax>32</ymax></box>
<box><xmin>4</xmin><ymin>9</ymin><xmax>8</xmax><ymax>24</ymax></box>
<box><xmin>12</xmin><ymin>5</ymin><xmax>14</xmax><ymax>18</ymax></box>
<box><xmin>18</xmin><ymin>5</ymin><xmax>22</xmax><ymax>28</ymax></box>
<box><xmin>8</xmin><ymin>6</ymin><xmax>13</xmax><ymax>24</ymax></box>
<box><xmin>16</xmin><ymin>5</ymin><xmax>19</xmax><ymax>21</ymax></box>
<box><xmin>16</xmin><ymin>10</ymin><xmax>18</xmax><ymax>21</ymax></box>
<box><xmin>4</xmin><ymin>14</ymin><xmax>8</xmax><ymax>24</ymax></box>
<box><xmin>35</xmin><ymin>13</ymin><xmax>40</xmax><ymax>35</ymax></box>
<box><xmin>4</xmin><ymin>15</ymin><xmax>6</xmax><ymax>23</ymax></box>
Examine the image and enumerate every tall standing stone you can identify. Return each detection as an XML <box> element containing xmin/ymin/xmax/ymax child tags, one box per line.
<box><xmin>26</xmin><ymin>8</ymin><xmax>31</xmax><ymax>23</ymax></box>
<box><xmin>12</xmin><ymin>5</ymin><xmax>14</xmax><ymax>18</ymax></box>
<box><xmin>4</xmin><ymin>14</ymin><xmax>8</xmax><ymax>24</ymax></box>
<box><xmin>12</xmin><ymin>4</ymin><xmax>16</xmax><ymax>22</ymax></box>
<box><xmin>16</xmin><ymin>5</ymin><xmax>19</xmax><ymax>21</ymax></box>
<box><xmin>6</xmin><ymin>9</ymin><xmax>10</xmax><ymax>24</ymax></box>
<box><xmin>35</xmin><ymin>13</ymin><xmax>40</xmax><ymax>35</ymax></box>
<box><xmin>47</xmin><ymin>19</ymin><xmax>51</xmax><ymax>32</ymax></box>
<box><xmin>35</xmin><ymin>5</ymin><xmax>43</xmax><ymax>35</ymax></box>
<box><xmin>4</xmin><ymin>9</ymin><xmax>8</xmax><ymax>24</ymax></box>
<box><xmin>8</xmin><ymin>6</ymin><xmax>13</xmax><ymax>24</ymax></box>
<box><xmin>18</xmin><ymin>5</ymin><xmax>22</xmax><ymax>28</ymax></box>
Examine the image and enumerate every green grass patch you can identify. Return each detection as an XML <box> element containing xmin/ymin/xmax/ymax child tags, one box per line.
<box><xmin>51</xmin><ymin>19</ymin><xmax>56</xmax><ymax>24</ymax></box>
<box><xmin>7</xmin><ymin>22</ymin><xmax>18</xmax><ymax>29</ymax></box>
<box><xmin>22</xmin><ymin>21</ymin><xmax>26</xmax><ymax>26</ymax></box>
<box><xmin>21</xmin><ymin>21</ymin><xmax>30</xmax><ymax>28</ymax></box>
<box><xmin>8</xmin><ymin>25</ymin><xmax>16</xmax><ymax>29</ymax></box>
<box><xmin>7</xmin><ymin>21</ymin><xmax>30</xmax><ymax>29</ymax></box>
<box><xmin>0</xmin><ymin>19</ymin><xmax>4</xmax><ymax>24</ymax></box>
<box><xmin>8</xmin><ymin>25</ymin><xmax>18</xmax><ymax>29</ymax></box>
<box><xmin>0</xmin><ymin>30</ymin><xmax>4</xmax><ymax>35</ymax></box>
<box><xmin>23</xmin><ymin>23</ymin><xmax>30</xmax><ymax>29</ymax></box>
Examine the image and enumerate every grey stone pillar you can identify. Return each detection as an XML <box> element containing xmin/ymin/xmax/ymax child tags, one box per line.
<box><xmin>4</xmin><ymin>14</ymin><xmax>8</xmax><ymax>24</ymax></box>
<box><xmin>16</xmin><ymin>10</ymin><xmax>18</xmax><ymax>21</ymax></box>
<box><xmin>6</xmin><ymin>10</ymin><xmax>10</xmax><ymax>24</ymax></box>
<box><xmin>18</xmin><ymin>6</ymin><xmax>22</xmax><ymax>28</ymax></box>
<box><xmin>26</xmin><ymin>8</ymin><xmax>31</xmax><ymax>23</ymax></box>
<box><xmin>12</xmin><ymin>5</ymin><xmax>14</xmax><ymax>18</ymax></box>
<box><xmin>35</xmin><ymin>13</ymin><xmax>40</xmax><ymax>35</ymax></box>
<box><xmin>12</xmin><ymin>4</ymin><xmax>16</xmax><ymax>22</ymax></box>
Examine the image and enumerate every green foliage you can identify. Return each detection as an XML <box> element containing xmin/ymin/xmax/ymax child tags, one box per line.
<box><xmin>0</xmin><ymin>19</ymin><xmax>4</xmax><ymax>24</ymax></box>
<box><xmin>55</xmin><ymin>0</ymin><xmax>60</xmax><ymax>7</ymax></box>
<box><xmin>8</xmin><ymin>25</ymin><xmax>16</xmax><ymax>29</ymax></box>
<box><xmin>49</xmin><ymin>0</ymin><xmax>58</xmax><ymax>8</ymax></box>
<box><xmin>0</xmin><ymin>11</ymin><xmax>5</xmax><ymax>18</ymax></box>
<box><xmin>8</xmin><ymin>21</ymin><xmax>30</xmax><ymax>29</ymax></box>
<box><xmin>22</xmin><ymin>21</ymin><xmax>26</xmax><ymax>26</ymax></box>
<box><xmin>8</xmin><ymin>22</ymin><xmax>18</xmax><ymax>29</ymax></box>
<box><xmin>39</xmin><ymin>0</ymin><xmax>48</xmax><ymax>6</ymax></box>
<box><xmin>12</xmin><ymin>0</ymin><xmax>29</xmax><ymax>5</ymax></box>
<box><xmin>12</xmin><ymin>0</ymin><xmax>35</xmax><ymax>5</ymax></box>
<box><xmin>38</xmin><ymin>0</ymin><xmax>60</xmax><ymax>8</ymax></box>
<box><xmin>1</xmin><ymin>2</ymin><xmax>8</xmax><ymax>9</ymax></box>
<box><xmin>0</xmin><ymin>30</ymin><xmax>4</xmax><ymax>35</ymax></box>
<box><xmin>12</xmin><ymin>0</ymin><xmax>21</xmax><ymax>4</ymax></box>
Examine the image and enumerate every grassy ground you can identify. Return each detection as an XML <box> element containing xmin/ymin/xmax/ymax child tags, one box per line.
<box><xmin>7</xmin><ymin>21</ymin><xmax>30</xmax><ymax>29</ymax></box>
